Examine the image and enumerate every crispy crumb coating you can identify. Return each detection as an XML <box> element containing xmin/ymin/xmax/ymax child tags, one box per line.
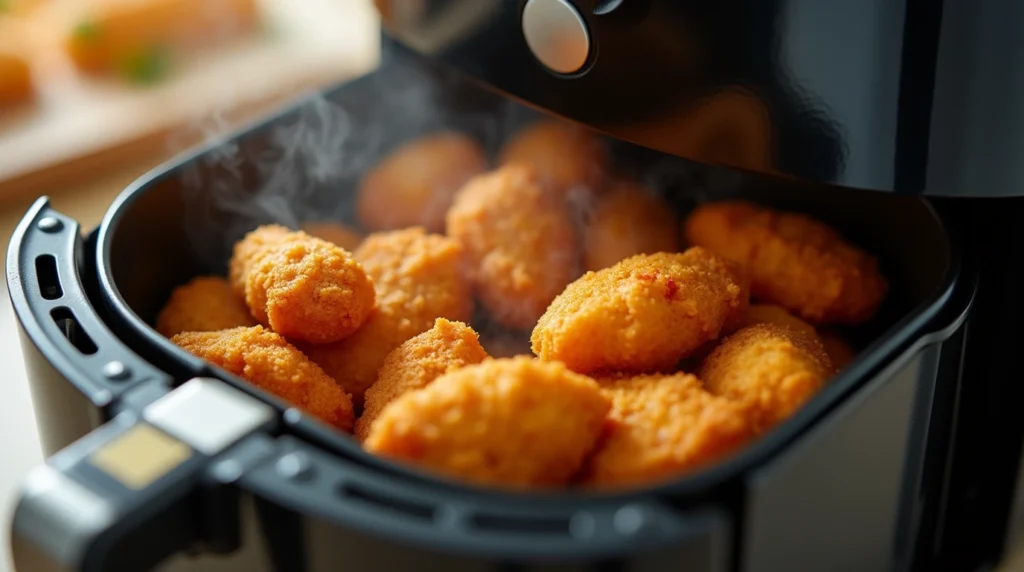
<box><xmin>155</xmin><ymin>276</ymin><xmax>257</xmax><ymax>337</ymax></box>
<box><xmin>683</xmin><ymin>200</ymin><xmax>888</xmax><ymax>325</ymax></box>
<box><xmin>363</xmin><ymin>356</ymin><xmax>610</xmax><ymax>488</ymax></box>
<box><xmin>580</xmin><ymin>373</ymin><xmax>757</xmax><ymax>488</ymax></box>
<box><xmin>228</xmin><ymin>225</ymin><xmax>375</xmax><ymax>344</ymax></box>
<box><xmin>531</xmin><ymin>248</ymin><xmax>748</xmax><ymax>374</ymax></box>
<box><xmin>582</xmin><ymin>181</ymin><xmax>681</xmax><ymax>272</ymax></box>
<box><xmin>355</xmin><ymin>318</ymin><xmax>489</xmax><ymax>440</ymax></box>
<box><xmin>171</xmin><ymin>326</ymin><xmax>354</xmax><ymax>431</ymax></box>
<box><xmin>446</xmin><ymin>164</ymin><xmax>580</xmax><ymax>330</ymax></box>
<box><xmin>699</xmin><ymin>324</ymin><xmax>834</xmax><ymax>431</ymax></box>
<box><xmin>356</xmin><ymin>131</ymin><xmax>488</xmax><ymax>233</ymax></box>
<box><xmin>498</xmin><ymin>120</ymin><xmax>609</xmax><ymax>195</ymax></box>
<box><xmin>733</xmin><ymin>304</ymin><xmax>817</xmax><ymax>338</ymax></box>
<box><xmin>300</xmin><ymin>222</ymin><xmax>363</xmax><ymax>251</ymax></box>
<box><xmin>302</xmin><ymin>228</ymin><xmax>473</xmax><ymax>408</ymax></box>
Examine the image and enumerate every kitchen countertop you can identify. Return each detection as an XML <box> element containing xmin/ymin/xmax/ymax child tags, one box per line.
<box><xmin>2</xmin><ymin>142</ymin><xmax>1024</xmax><ymax>572</ymax></box>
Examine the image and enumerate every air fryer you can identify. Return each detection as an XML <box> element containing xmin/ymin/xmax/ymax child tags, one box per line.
<box><xmin>5</xmin><ymin>1</ymin><xmax>1024</xmax><ymax>572</ymax></box>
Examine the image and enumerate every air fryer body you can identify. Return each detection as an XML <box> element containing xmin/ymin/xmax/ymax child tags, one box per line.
<box><xmin>6</xmin><ymin>1</ymin><xmax>1024</xmax><ymax>572</ymax></box>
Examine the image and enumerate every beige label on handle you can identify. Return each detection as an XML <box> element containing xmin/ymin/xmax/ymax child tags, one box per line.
<box><xmin>90</xmin><ymin>424</ymin><xmax>192</xmax><ymax>490</ymax></box>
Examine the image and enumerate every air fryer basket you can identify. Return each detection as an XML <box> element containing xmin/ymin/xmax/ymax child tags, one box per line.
<box><xmin>8</xmin><ymin>40</ymin><xmax>971</xmax><ymax>571</ymax></box>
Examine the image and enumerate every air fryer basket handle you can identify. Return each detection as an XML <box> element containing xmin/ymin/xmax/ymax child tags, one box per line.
<box><xmin>10</xmin><ymin>377</ymin><xmax>278</xmax><ymax>572</ymax></box>
<box><xmin>6</xmin><ymin>197</ymin><xmax>176</xmax><ymax>425</ymax></box>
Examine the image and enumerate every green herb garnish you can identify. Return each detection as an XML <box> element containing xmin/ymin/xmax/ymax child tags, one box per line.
<box><xmin>116</xmin><ymin>44</ymin><xmax>172</xmax><ymax>86</ymax></box>
<box><xmin>0</xmin><ymin>0</ymin><xmax>11</xmax><ymax>14</ymax></box>
<box><xmin>72</xmin><ymin>20</ymin><xmax>101</xmax><ymax>42</ymax></box>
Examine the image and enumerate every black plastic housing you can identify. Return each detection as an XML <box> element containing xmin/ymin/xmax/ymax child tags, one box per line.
<box><xmin>379</xmin><ymin>0</ymin><xmax>1024</xmax><ymax>197</ymax></box>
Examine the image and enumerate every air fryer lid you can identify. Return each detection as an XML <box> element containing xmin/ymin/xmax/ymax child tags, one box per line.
<box><xmin>377</xmin><ymin>0</ymin><xmax>1024</xmax><ymax>198</ymax></box>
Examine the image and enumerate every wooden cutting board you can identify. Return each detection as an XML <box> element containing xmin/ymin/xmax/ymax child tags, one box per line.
<box><xmin>0</xmin><ymin>0</ymin><xmax>381</xmax><ymax>203</ymax></box>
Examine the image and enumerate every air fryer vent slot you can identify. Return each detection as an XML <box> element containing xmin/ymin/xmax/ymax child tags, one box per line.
<box><xmin>35</xmin><ymin>255</ymin><xmax>63</xmax><ymax>300</ymax></box>
<box><xmin>340</xmin><ymin>483</ymin><xmax>436</xmax><ymax>521</ymax></box>
<box><xmin>469</xmin><ymin>513</ymin><xmax>572</xmax><ymax>536</ymax></box>
<box><xmin>50</xmin><ymin>307</ymin><xmax>98</xmax><ymax>355</ymax></box>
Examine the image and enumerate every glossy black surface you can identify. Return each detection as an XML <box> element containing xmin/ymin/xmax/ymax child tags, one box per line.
<box><xmin>379</xmin><ymin>0</ymin><xmax>1024</xmax><ymax>196</ymax></box>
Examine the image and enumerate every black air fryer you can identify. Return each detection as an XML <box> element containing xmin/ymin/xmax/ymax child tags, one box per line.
<box><xmin>6</xmin><ymin>1</ymin><xmax>1023</xmax><ymax>571</ymax></box>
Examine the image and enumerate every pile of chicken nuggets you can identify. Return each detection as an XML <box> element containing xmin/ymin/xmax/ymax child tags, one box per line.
<box><xmin>157</xmin><ymin>119</ymin><xmax>889</xmax><ymax>491</ymax></box>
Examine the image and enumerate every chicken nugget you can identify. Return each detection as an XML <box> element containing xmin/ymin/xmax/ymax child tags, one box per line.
<box><xmin>699</xmin><ymin>324</ymin><xmax>834</xmax><ymax>431</ymax></box>
<box><xmin>228</xmin><ymin>225</ymin><xmax>375</xmax><ymax>344</ymax></box>
<box><xmin>357</xmin><ymin>131</ymin><xmax>488</xmax><ymax>233</ymax></box>
<box><xmin>819</xmin><ymin>330</ymin><xmax>857</xmax><ymax>370</ymax></box>
<box><xmin>531</xmin><ymin>248</ymin><xmax>747</xmax><ymax>374</ymax></box>
<box><xmin>155</xmin><ymin>276</ymin><xmax>256</xmax><ymax>337</ymax></box>
<box><xmin>733</xmin><ymin>304</ymin><xmax>817</xmax><ymax>338</ymax></box>
<box><xmin>498</xmin><ymin>120</ymin><xmax>609</xmax><ymax>196</ymax></box>
<box><xmin>582</xmin><ymin>181</ymin><xmax>680</xmax><ymax>271</ymax></box>
<box><xmin>683</xmin><ymin>201</ymin><xmax>888</xmax><ymax>325</ymax></box>
<box><xmin>172</xmin><ymin>326</ymin><xmax>354</xmax><ymax>431</ymax></box>
<box><xmin>303</xmin><ymin>228</ymin><xmax>473</xmax><ymax>408</ymax></box>
<box><xmin>356</xmin><ymin>318</ymin><xmax>488</xmax><ymax>440</ymax></box>
<box><xmin>446</xmin><ymin>164</ymin><xmax>579</xmax><ymax>330</ymax></box>
<box><xmin>300</xmin><ymin>221</ymin><xmax>363</xmax><ymax>251</ymax></box>
<box><xmin>580</xmin><ymin>373</ymin><xmax>756</xmax><ymax>488</ymax></box>
<box><xmin>363</xmin><ymin>356</ymin><xmax>610</xmax><ymax>488</ymax></box>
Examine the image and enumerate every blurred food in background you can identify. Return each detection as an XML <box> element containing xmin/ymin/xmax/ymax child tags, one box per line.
<box><xmin>0</xmin><ymin>0</ymin><xmax>379</xmax><ymax>202</ymax></box>
<box><xmin>0</xmin><ymin>18</ymin><xmax>35</xmax><ymax>108</ymax></box>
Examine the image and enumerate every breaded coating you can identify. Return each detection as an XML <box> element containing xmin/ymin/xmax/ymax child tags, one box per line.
<box><xmin>819</xmin><ymin>331</ymin><xmax>857</xmax><ymax>370</ymax></box>
<box><xmin>498</xmin><ymin>120</ymin><xmax>609</xmax><ymax>195</ymax></box>
<box><xmin>171</xmin><ymin>326</ymin><xmax>354</xmax><ymax>431</ymax></box>
<box><xmin>699</xmin><ymin>324</ymin><xmax>834</xmax><ymax>431</ymax></box>
<box><xmin>228</xmin><ymin>225</ymin><xmax>375</xmax><ymax>344</ymax></box>
<box><xmin>582</xmin><ymin>181</ymin><xmax>680</xmax><ymax>271</ymax></box>
<box><xmin>683</xmin><ymin>201</ymin><xmax>888</xmax><ymax>325</ymax></box>
<box><xmin>580</xmin><ymin>373</ymin><xmax>756</xmax><ymax>488</ymax></box>
<box><xmin>302</xmin><ymin>228</ymin><xmax>473</xmax><ymax>408</ymax></box>
<box><xmin>733</xmin><ymin>304</ymin><xmax>817</xmax><ymax>338</ymax></box>
<box><xmin>363</xmin><ymin>357</ymin><xmax>610</xmax><ymax>488</ymax></box>
<box><xmin>446</xmin><ymin>164</ymin><xmax>580</xmax><ymax>330</ymax></box>
<box><xmin>531</xmin><ymin>248</ymin><xmax>748</xmax><ymax>374</ymax></box>
<box><xmin>300</xmin><ymin>221</ymin><xmax>363</xmax><ymax>251</ymax></box>
<box><xmin>357</xmin><ymin>131</ymin><xmax>487</xmax><ymax>233</ymax></box>
<box><xmin>155</xmin><ymin>276</ymin><xmax>256</xmax><ymax>337</ymax></box>
<box><xmin>356</xmin><ymin>318</ymin><xmax>488</xmax><ymax>440</ymax></box>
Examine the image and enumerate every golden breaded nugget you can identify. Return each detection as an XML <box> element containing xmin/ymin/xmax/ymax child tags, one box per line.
<box><xmin>499</xmin><ymin>120</ymin><xmax>609</xmax><ymax>195</ymax></box>
<box><xmin>531</xmin><ymin>248</ymin><xmax>748</xmax><ymax>374</ymax></box>
<box><xmin>300</xmin><ymin>221</ymin><xmax>363</xmax><ymax>251</ymax></box>
<box><xmin>363</xmin><ymin>357</ymin><xmax>610</xmax><ymax>488</ymax></box>
<box><xmin>819</xmin><ymin>330</ymin><xmax>857</xmax><ymax>370</ymax></box>
<box><xmin>683</xmin><ymin>201</ymin><xmax>888</xmax><ymax>325</ymax></box>
<box><xmin>582</xmin><ymin>181</ymin><xmax>680</xmax><ymax>271</ymax></box>
<box><xmin>446</xmin><ymin>164</ymin><xmax>579</xmax><ymax>330</ymax></box>
<box><xmin>172</xmin><ymin>326</ymin><xmax>354</xmax><ymax>431</ymax></box>
<box><xmin>155</xmin><ymin>276</ymin><xmax>256</xmax><ymax>337</ymax></box>
<box><xmin>356</xmin><ymin>318</ymin><xmax>488</xmax><ymax>440</ymax></box>
<box><xmin>357</xmin><ymin>131</ymin><xmax>487</xmax><ymax>233</ymax></box>
<box><xmin>303</xmin><ymin>228</ymin><xmax>473</xmax><ymax>408</ymax></box>
<box><xmin>733</xmin><ymin>304</ymin><xmax>817</xmax><ymax>338</ymax></box>
<box><xmin>580</xmin><ymin>373</ymin><xmax>756</xmax><ymax>488</ymax></box>
<box><xmin>699</xmin><ymin>324</ymin><xmax>834</xmax><ymax>431</ymax></box>
<box><xmin>61</xmin><ymin>0</ymin><xmax>259</xmax><ymax>78</ymax></box>
<box><xmin>228</xmin><ymin>225</ymin><xmax>375</xmax><ymax>344</ymax></box>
